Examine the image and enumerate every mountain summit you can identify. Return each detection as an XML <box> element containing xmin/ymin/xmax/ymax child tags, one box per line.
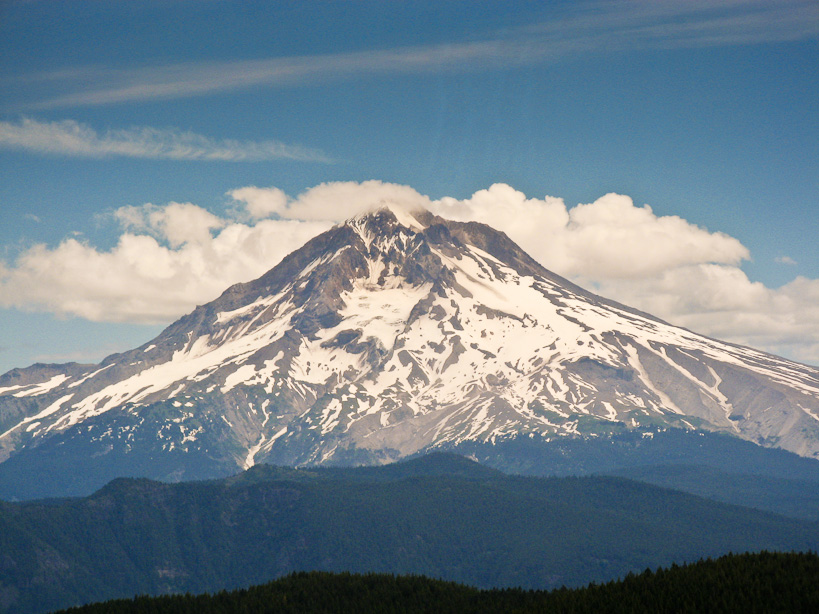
<box><xmin>1</xmin><ymin>206</ymin><xmax>818</xmax><ymax>497</ymax></box>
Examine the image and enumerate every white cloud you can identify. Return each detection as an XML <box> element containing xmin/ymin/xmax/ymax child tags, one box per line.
<box><xmin>0</xmin><ymin>118</ymin><xmax>328</xmax><ymax>162</ymax></box>
<box><xmin>114</xmin><ymin>202</ymin><xmax>226</xmax><ymax>248</ymax></box>
<box><xmin>0</xmin><ymin>180</ymin><xmax>816</xmax><ymax>364</ymax></box>
<box><xmin>776</xmin><ymin>255</ymin><xmax>798</xmax><ymax>266</ymax></box>
<box><xmin>230</xmin><ymin>180</ymin><xmax>431</xmax><ymax>222</ymax></box>
<box><xmin>16</xmin><ymin>1</ymin><xmax>818</xmax><ymax>109</ymax></box>
<box><xmin>593</xmin><ymin>267</ymin><xmax>819</xmax><ymax>365</ymax></box>
<box><xmin>429</xmin><ymin>186</ymin><xmax>748</xmax><ymax>279</ymax></box>
<box><xmin>229</xmin><ymin>187</ymin><xmax>289</xmax><ymax>220</ymax></box>
<box><xmin>0</xmin><ymin>210</ymin><xmax>331</xmax><ymax>323</ymax></box>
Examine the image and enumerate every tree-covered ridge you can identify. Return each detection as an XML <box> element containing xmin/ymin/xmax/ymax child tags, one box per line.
<box><xmin>3</xmin><ymin>454</ymin><xmax>819</xmax><ymax>613</ymax></box>
<box><xmin>55</xmin><ymin>551</ymin><xmax>819</xmax><ymax>614</ymax></box>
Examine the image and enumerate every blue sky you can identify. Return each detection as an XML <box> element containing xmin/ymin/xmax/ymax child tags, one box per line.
<box><xmin>1</xmin><ymin>0</ymin><xmax>817</xmax><ymax>372</ymax></box>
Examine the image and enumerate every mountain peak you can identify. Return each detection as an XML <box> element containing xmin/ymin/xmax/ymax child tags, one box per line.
<box><xmin>346</xmin><ymin>201</ymin><xmax>429</xmax><ymax>233</ymax></box>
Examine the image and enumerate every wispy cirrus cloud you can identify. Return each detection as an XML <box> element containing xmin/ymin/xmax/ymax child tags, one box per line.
<box><xmin>12</xmin><ymin>0</ymin><xmax>819</xmax><ymax>109</ymax></box>
<box><xmin>0</xmin><ymin>117</ymin><xmax>329</xmax><ymax>162</ymax></box>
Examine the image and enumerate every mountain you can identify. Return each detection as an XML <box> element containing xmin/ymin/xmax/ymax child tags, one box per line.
<box><xmin>3</xmin><ymin>454</ymin><xmax>819</xmax><ymax>614</ymax></box>
<box><xmin>1</xmin><ymin>204</ymin><xmax>818</xmax><ymax>499</ymax></box>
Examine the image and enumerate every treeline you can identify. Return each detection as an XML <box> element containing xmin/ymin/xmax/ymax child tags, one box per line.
<box><xmin>56</xmin><ymin>551</ymin><xmax>819</xmax><ymax>614</ymax></box>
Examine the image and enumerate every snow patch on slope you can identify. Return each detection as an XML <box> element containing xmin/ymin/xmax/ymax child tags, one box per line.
<box><xmin>0</xmin><ymin>374</ymin><xmax>71</xmax><ymax>398</ymax></box>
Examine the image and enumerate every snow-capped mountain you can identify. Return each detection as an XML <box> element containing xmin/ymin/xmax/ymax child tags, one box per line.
<box><xmin>1</xmin><ymin>204</ymin><xmax>818</xmax><ymax>495</ymax></box>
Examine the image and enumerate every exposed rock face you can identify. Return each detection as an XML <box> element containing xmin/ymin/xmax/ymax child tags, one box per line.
<box><xmin>1</xmin><ymin>204</ymin><xmax>818</xmax><ymax>492</ymax></box>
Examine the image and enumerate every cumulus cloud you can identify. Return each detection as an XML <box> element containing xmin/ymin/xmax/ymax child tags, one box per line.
<box><xmin>113</xmin><ymin>202</ymin><xmax>226</xmax><ymax>248</ymax></box>
<box><xmin>0</xmin><ymin>118</ymin><xmax>328</xmax><ymax>162</ymax></box>
<box><xmin>229</xmin><ymin>187</ymin><xmax>289</xmax><ymax>220</ymax></box>
<box><xmin>0</xmin><ymin>180</ymin><xmax>816</xmax><ymax>364</ymax></box>
<box><xmin>229</xmin><ymin>180</ymin><xmax>431</xmax><ymax>222</ymax></box>
<box><xmin>593</xmin><ymin>268</ymin><xmax>819</xmax><ymax>365</ymax></box>
<box><xmin>0</xmin><ymin>207</ymin><xmax>331</xmax><ymax>323</ymax></box>
<box><xmin>430</xmin><ymin>185</ymin><xmax>749</xmax><ymax>279</ymax></box>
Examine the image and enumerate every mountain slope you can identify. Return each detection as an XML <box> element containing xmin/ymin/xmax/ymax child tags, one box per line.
<box><xmin>1</xmin><ymin>204</ymin><xmax>818</xmax><ymax>498</ymax></box>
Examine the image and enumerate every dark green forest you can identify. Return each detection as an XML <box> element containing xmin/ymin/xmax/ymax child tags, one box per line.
<box><xmin>3</xmin><ymin>454</ymin><xmax>819</xmax><ymax>614</ymax></box>
<box><xmin>55</xmin><ymin>551</ymin><xmax>819</xmax><ymax>614</ymax></box>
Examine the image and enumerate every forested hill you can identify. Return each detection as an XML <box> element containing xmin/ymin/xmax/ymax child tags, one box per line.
<box><xmin>55</xmin><ymin>552</ymin><xmax>819</xmax><ymax>614</ymax></box>
<box><xmin>3</xmin><ymin>454</ymin><xmax>819</xmax><ymax>613</ymax></box>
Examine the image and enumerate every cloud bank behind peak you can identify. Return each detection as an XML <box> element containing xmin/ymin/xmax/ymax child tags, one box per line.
<box><xmin>1</xmin><ymin>180</ymin><xmax>815</xmax><ymax>364</ymax></box>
